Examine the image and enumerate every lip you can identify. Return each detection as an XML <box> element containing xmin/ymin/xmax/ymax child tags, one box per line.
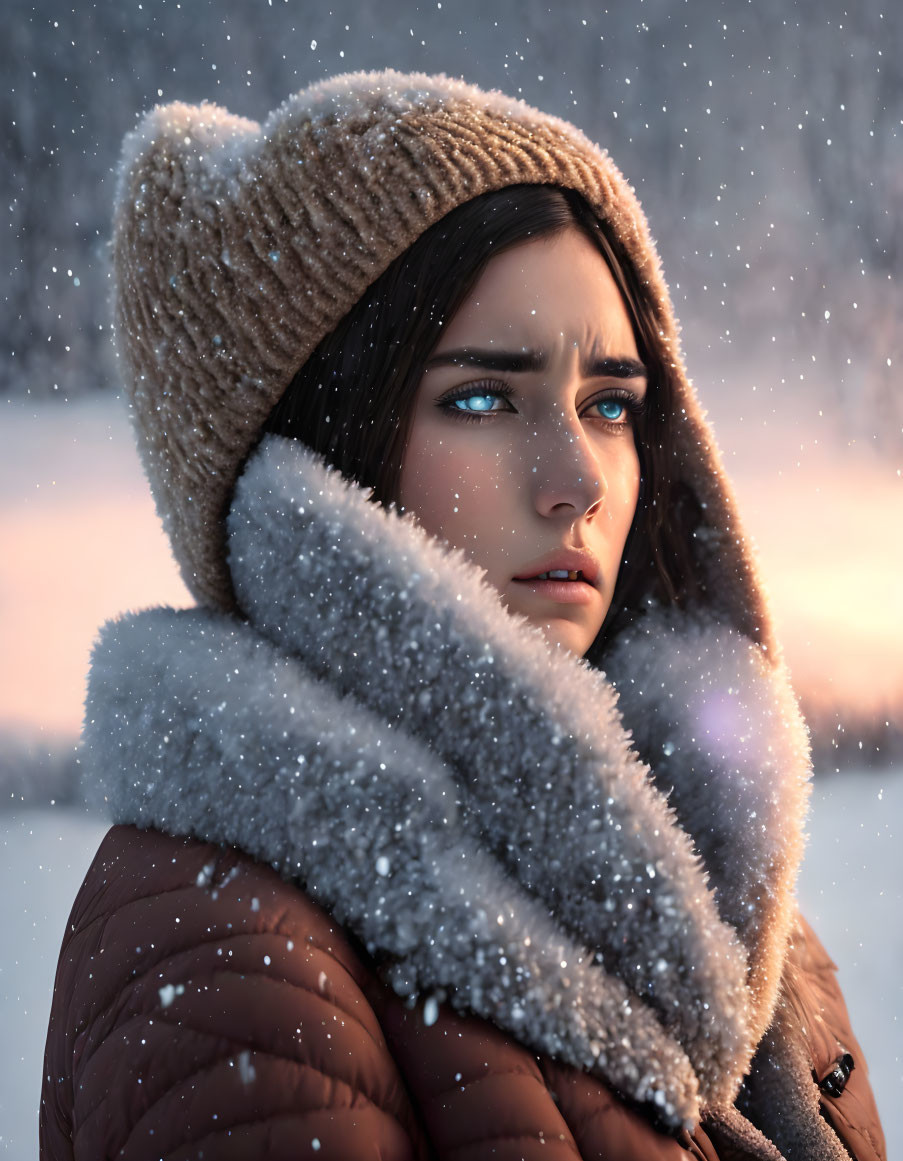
<box><xmin>510</xmin><ymin>576</ymin><xmax>598</xmax><ymax>604</ymax></box>
<box><xmin>511</xmin><ymin>547</ymin><xmax>601</xmax><ymax>603</ymax></box>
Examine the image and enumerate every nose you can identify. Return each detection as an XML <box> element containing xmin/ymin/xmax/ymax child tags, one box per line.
<box><xmin>528</xmin><ymin>411</ymin><xmax>605</xmax><ymax>520</ymax></box>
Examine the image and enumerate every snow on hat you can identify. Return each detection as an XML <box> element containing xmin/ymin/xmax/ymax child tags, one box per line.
<box><xmin>113</xmin><ymin>68</ymin><xmax>766</xmax><ymax>638</ymax></box>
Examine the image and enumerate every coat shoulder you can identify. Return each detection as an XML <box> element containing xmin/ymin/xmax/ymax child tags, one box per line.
<box><xmin>40</xmin><ymin>824</ymin><xmax>429</xmax><ymax>1160</ymax></box>
<box><xmin>42</xmin><ymin>825</ymin><xmax>726</xmax><ymax>1161</ymax></box>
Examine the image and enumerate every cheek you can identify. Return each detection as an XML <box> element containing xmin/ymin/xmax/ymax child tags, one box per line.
<box><xmin>593</xmin><ymin>425</ymin><xmax>639</xmax><ymax>494</ymax></box>
<box><xmin>398</xmin><ymin>428</ymin><xmax>510</xmax><ymax>542</ymax></box>
<box><xmin>609</xmin><ymin>445</ymin><xmax>642</xmax><ymax>530</ymax></box>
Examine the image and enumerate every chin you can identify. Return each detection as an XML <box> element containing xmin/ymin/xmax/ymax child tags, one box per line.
<box><xmin>498</xmin><ymin>591</ymin><xmax>602</xmax><ymax>658</ymax></box>
<box><xmin>532</xmin><ymin>618</ymin><xmax>597</xmax><ymax>658</ymax></box>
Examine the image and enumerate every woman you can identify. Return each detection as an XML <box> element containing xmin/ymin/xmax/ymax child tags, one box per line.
<box><xmin>40</xmin><ymin>71</ymin><xmax>885</xmax><ymax>1160</ymax></box>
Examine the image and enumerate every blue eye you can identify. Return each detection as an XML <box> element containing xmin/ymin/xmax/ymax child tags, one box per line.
<box><xmin>453</xmin><ymin>393</ymin><xmax>501</xmax><ymax>412</ymax></box>
<box><xmin>596</xmin><ymin>398</ymin><xmax>626</xmax><ymax>421</ymax></box>
<box><xmin>438</xmin><ymin>381</ymin><xmax>514</xmax><ymax>420</ymax></box>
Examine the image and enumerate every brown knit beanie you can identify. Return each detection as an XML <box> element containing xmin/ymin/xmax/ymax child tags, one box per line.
<box><xmin>112</xmin><ymin>68</ymin><xmax>769</xmax><ymax>644</ymax></box>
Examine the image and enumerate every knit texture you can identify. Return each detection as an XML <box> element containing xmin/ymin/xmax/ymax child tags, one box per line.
<box><xmin>113</xmin><ymin>69</ymin><xmax>767</xmax><ymax>637</ymax></box>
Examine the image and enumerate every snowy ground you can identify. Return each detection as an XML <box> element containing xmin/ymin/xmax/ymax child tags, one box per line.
<box><xmin>1</xmin><ymin>770</ymin><xmax>900</xmax><ymax>1157</ymax></box>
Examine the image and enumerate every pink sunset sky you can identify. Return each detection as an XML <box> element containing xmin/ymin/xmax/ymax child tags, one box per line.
<box><xmin>1</xmin><ymin>390</ymin><xmax>901</xmax><ymax>741</ymax></box>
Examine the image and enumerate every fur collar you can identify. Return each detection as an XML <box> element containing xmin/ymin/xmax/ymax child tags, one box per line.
<box><xmin>84</xmin><ymin>435</ymin><xmax>811</xmax><ymax>1132</ymax></box>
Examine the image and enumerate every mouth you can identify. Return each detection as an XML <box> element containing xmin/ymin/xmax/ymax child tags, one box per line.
<box><xmin>522</xmin><ymin>569</ymin><xmax>587</xmax><ymax>583</ymax></box>
<box><xmin>511</xmin><ymin>569</ymin><xmax>599</xmax><ymax>605</ymax></box>
<box><xmin>512</xmin><ymin>549</ymin><xmax>601</xmax><ymax>593</ymax></box>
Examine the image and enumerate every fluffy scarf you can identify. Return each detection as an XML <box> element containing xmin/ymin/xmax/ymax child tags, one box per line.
<box><xmin>83</xmin><ymin>435</ymin><xmax>841</xmax><ymax>1156</ymax></box>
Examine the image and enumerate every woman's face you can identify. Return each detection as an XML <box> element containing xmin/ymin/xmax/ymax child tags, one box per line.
<box><xmin>398</xmin><ymin>226</ymin><xmax>645</xmax><ymax>657</ymax></box>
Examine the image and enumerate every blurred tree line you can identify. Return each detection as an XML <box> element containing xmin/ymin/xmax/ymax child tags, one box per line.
<box><xmin>2</xmin><ymin>0</ymin><xmax>900</xmax><ymax>448</ymax></box>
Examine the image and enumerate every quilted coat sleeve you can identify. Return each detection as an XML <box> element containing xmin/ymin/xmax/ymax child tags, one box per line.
<box><xmin>40</xmin><ymin>825</ymin><xmax>430</xmax><ymax>1161</ymax></box>
<box><xmin>788</xmin><ymin>915</ymin><xmax>887</xmax><ymax>1161</ymax></box>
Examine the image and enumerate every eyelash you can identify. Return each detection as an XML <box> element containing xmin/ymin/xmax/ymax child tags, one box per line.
<box><xmin>436</xmin><ymin>379</ymin><xmax>646</xmax><ymax>429</ymax></box>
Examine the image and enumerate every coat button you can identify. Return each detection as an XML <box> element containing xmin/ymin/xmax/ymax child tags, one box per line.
<box><xmin>818</xmin><ymin>1052</ymin><xmax>854</xmax><ymax>1098</ymax></box>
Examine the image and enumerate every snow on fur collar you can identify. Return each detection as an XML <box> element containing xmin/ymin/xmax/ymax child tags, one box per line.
<box><xmin>84</xmin><ymin>434</ymin><xmax>811</xmax><ymax>1132</ymax></box>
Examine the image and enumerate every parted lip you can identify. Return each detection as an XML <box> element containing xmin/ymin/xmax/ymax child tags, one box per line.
<box><xmin>512</xmin><ymin>547</ymin><xmax>601</xmax><ymax>588</ymax></box>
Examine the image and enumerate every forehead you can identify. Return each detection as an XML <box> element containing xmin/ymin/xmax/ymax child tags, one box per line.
<box><xmin>436</xmin><ymin>226</ymin><xmax>638</xmax><ymax>356</ymax></box>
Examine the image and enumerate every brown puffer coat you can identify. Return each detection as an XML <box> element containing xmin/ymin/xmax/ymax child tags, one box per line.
<box><xmin>41</xmin><ymin>433</ymin><xmax>887</xmax><ymax>1159</ymax></box>
<box><xmin>42</xmin><ymin>824</ymin><xmax>883</xmax><ymax>1161</ymax></box>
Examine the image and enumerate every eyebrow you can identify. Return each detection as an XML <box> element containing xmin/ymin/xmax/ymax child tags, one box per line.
<box><xmin>424</xmin><ymin>346</ymin><xmax>647</xmax><ymax>380</ymax></box>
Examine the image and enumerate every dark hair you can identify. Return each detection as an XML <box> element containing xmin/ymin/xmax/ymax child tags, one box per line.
<box><xmin>264</xmin><ymin>185</ymin><xmax>700</xmax><ymax>654</ymax></box>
